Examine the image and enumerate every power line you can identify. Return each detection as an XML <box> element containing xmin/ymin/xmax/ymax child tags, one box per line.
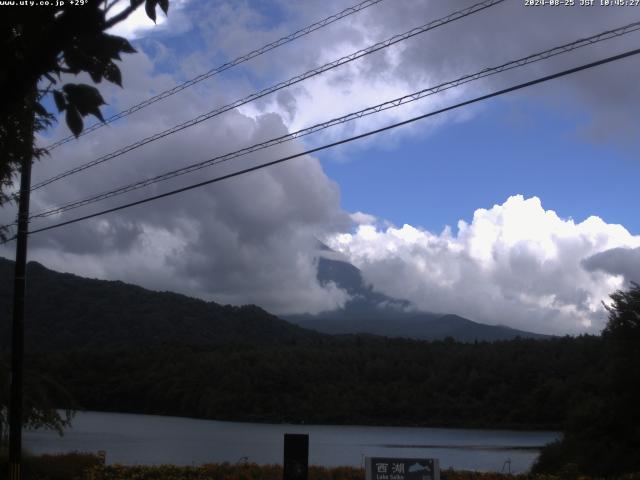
<box><xmin>43</xmin><ymin>0</ymin><xmax>386</xmax><ymax>151</ymax></box>
<box><xmin>30</xmin><ymin>0</ymin><xmax>505</xmax><ymax>192</ymax></box>
<box><xmin>6</xmin><ymin>47</ymin><xmax>637</xmax><ymax>242</ymax></box>
<box><xmin>25</xmin><ymin>20</ymin><xmax>640</xmax><ymax>222</ymax></box>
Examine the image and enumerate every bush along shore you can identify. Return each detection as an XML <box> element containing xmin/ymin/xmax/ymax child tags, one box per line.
<box><xmin>2</xmin><ymin>453</ymin><xmax>640</xmax><ymax>480</ymax></box>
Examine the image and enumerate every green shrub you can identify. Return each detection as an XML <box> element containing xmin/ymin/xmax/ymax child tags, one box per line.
<box><xmin>1</xmin><ymin>451</ymin><xmax>103</xmax><ymax>480</ymax></box>
<box><xmin>2</xmin><ymin>456</ymin><xmax>640</xmax><ymax>480</ymax></box>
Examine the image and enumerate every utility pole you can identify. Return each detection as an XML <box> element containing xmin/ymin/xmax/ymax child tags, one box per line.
<box><xmin>8</xmin><ymin>94</ymin><xmax>35</xmax><ymax>480</ymax></box>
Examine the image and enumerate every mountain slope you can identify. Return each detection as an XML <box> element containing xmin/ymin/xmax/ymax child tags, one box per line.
<box><xmin>0</xmin><ymin>254</ymin><xmax>548</xmax><ymax>351</ymax></box>
<box><xmin>286</xmin><ymin>256</ymin><xmax>549</xmax><ymax>341</ymax></box>
<box><xmin>0</xmin><ymin>257</ymin><xmax>325</xmax><ymax>352</ymax></box>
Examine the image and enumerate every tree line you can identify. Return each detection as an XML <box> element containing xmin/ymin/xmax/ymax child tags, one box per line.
<box><xmin>22</xmin><ymin>335</ymin><xmax>602</xmax><ymax>430</ymax></box>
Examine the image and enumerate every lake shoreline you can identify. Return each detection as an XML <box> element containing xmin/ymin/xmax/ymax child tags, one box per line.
<box><xmin>25</xmin><ymin>411</ymin><xmax>560</xmax><ymax>473</ymax></box>
<box><xmin>60</xmin><ymin>407</ymin><xmax>562</xmax><ymax>433</ymax></box>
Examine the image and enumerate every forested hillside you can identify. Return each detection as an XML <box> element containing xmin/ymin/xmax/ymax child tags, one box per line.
<box><xmin>0</xmin><ymin>258</ymin><xmax>324</xmax><ymax>352</ymax></box>
<box><xmin>0</xmin><ymin>257</ymin><xmax>549</xmax><ymax>350</ymax></box>
<box><xmin>27</xmin><ymin>335</ymin><xmax>602</xmax><ymax>430</ymax></box>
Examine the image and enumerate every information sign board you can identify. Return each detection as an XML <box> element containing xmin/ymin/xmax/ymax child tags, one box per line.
<box><xmin>365</xmin><ymin>457</ymin><xmax>440</xmax><ymax>480</ymax></box>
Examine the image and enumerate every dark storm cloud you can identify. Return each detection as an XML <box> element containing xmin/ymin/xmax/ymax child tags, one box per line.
<box><xmin>202</xmin><ymin>0</ymin><xmax>640</xmax><ymax>146</ymax></box>
<box><xmin>0</xmin><ymin>46</ymin><xmax>353</xmax><ymax>314</ymax></box>
<box><xmin>582</xmin><ymin>247</ymin><xmax>640</xmax><ymax>284</ymax></box>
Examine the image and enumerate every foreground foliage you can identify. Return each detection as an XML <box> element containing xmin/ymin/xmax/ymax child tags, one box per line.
<box><xmin>0</xmin><ymin>451</ymin><xmax>103</xmax><ymax>480</ymax></box>
<box><xmin>91</xmin><ymin>464</ymin><xmax>355</xmax><ymax>480</ymax></box>
<box><xmin>0</xmin><ymin>360</ymin><xmax>74</xmax><ymax>446</ymax></box>
<box><xmin>2</xmin><ymin>454</ymin><xmax>640</xmax><ymax>480</ymax></box>
<box><xmin>533</xmin><ymin>283</ymin><xmax>640</xmax><ymax>477</ymax></box>
<box><xmin>0</xmin><ymin>0</ymin><xmax>169</xmax><ymax>218</ymax></box>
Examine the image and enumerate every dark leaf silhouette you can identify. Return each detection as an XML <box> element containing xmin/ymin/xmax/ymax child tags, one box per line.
<box><xmin>53</xmin><ymin>90</ymin><xmax>66</xmax><ymax>112</ymax></box>
<box><xmin>63</xmin><ymin>84</ymin><xmax>106</xmax><ymax>122</ymax></box>
<box><xmin>145</xmin><ymin>0</ymin><xmax>158</xmax><ymax>23</ymax></box>
<box><xmin>34</xmin><ymin>102</ymin><xmax>48</xmax><ymax>117</ymax></box>
<box><xmin>65</xmin><ymin>106</ymin><xmax>83</xmax><ymax>138</ymax></box>
<box><xmin>104</xmin><ymin>63</ymin><xmax>123</xmax><ymax>87</ymax></box>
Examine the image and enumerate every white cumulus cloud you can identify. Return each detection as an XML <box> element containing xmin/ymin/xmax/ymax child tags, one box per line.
<box><xmin>327</xmin><ymin>195</ymin><xmax>640</xmax><ymax>335</ymax></box>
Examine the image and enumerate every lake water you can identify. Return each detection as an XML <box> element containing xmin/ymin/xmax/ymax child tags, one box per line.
<box><xmin>24</xmin><ymin>411</ymin><xmax>560</xmax><ymax>473</ymax></box>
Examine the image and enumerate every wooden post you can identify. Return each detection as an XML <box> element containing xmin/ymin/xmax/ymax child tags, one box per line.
<box><xmin>283</xmin><ymin>433</ymin><xmax>308</xmax><ymax>480</ymax></box>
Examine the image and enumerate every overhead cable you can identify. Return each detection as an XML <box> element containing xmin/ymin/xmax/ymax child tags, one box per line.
<box><xmin>26</xmin><ymin>20</ymin><xmax>640</xmax><ymax>221</ymax></box>
<box><xmin>43</xmin><ymin>0</ymin><xmax>387</xmax><ymax>151</ymax></box>
<box><xmin>30</xmin><ymin>0</ymin><xmax>505</xmax><ymax>192</ymax></box>
<box><xmin>5</xmin><ymin>47</ymin><xmax>635</xmax><ymax>242</ymax></box>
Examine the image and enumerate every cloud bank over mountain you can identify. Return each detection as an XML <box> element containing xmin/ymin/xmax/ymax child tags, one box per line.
<box><xmin>328</xmin><ymin>195</ymin><xmax>640</xmax><ymax>334</ymax></box>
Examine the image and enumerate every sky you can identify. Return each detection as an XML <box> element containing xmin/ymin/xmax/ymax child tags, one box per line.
<box><xmin>2</xmin><ymin>0</ymin><xmax>640</xmax><ymax>335</ymax></box>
